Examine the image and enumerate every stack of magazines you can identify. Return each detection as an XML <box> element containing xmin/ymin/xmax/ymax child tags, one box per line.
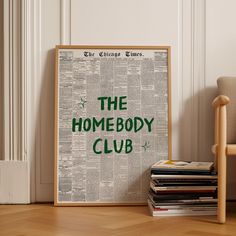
<box><xmin>148</xmin><ymin>160</ymin><xmax>217</xmax><ymax>216</ymax></box>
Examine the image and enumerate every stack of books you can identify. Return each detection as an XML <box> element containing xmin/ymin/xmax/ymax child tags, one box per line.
<box><xmin>148</xmin><ymin>160</ymin><xmax>217</xmax><ymax>216</ymax></box>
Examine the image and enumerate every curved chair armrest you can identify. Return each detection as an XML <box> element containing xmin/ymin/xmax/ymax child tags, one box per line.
<box><xmin>212</xmin><ymin>95</ymin><xmax>230</xmax><ymax>108</ymax></box>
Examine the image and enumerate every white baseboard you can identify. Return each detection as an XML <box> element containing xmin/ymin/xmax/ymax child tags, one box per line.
<box><xmin>0</xmin><ymin>161</ymin><xmax>30</xmax><ymax>203</ymax></box>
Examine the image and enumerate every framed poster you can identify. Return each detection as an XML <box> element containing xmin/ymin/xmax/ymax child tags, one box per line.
<box><xmin>54</xmin><ymin>46</ymin><xmax>171</xmax><ymax>205</ymax></box>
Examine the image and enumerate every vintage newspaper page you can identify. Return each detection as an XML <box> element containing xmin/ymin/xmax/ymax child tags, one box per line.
<box><xmin>57</xmin><ymin>47</ymin><xmax>169</xmax><ymax>204</ymax></box>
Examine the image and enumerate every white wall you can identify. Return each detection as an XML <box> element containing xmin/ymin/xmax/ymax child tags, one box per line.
<box><xmin>28</xmin><ymin>0</ymin><xmax>236</xmax><ymax>201</ymax></box>
<box><xmin>70</xmin><ymin>0</ymin><xmax>181</xmax><ymax>159</ymax></box>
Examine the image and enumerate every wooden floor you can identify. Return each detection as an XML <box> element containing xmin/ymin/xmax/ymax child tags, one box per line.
<box><xmin>1</xmin><ymin>203</ymin><xmax>236</xmax><ymax>236</ymax></box>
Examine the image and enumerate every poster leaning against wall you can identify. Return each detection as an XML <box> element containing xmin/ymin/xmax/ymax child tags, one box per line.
<box><xmin>54</xmin><ymin>45</ymin><xmax>171</xmax><ymax>205</ymax></box>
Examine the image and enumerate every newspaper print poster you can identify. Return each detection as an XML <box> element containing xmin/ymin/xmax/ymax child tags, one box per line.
<box><xmin>55</xmin><ymin>46</ymin><xmax>171</xmax><ymax>205</ymax></box>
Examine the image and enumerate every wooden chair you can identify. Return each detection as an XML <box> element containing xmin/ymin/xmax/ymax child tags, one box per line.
<box><xmin>212</xmin><ymin>77</ymin><xmax>236</xmax><ymax>223</ymax></box>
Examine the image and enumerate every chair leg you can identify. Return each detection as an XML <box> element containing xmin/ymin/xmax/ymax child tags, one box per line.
<box><xmin>217</xmin><ymin>152</ymin><xmax>226</xmax><ymax>224</ymax></box>
<box><xmin>217</xmin><ymin>105</ymin><xmax>227</xmax><ymax>224</ymax></box>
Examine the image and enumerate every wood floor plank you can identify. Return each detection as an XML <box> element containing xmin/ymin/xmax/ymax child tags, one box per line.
<box><xmin>0</xmin><ymin>203</ymin><xmax>236</xmax><ymax>236</ymax></box>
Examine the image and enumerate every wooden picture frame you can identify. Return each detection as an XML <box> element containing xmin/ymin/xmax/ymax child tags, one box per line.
<box><xmin>54</xmin><ymin>45</ymin><xmax>171</xmax><ymax>206</ymax></box>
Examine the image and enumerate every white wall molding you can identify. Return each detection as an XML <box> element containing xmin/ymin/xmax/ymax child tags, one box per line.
<box><xmin>21</xmin><ymin>0</ymin><xmax>31</xmax><ymax>162</ymax></box>
<box><xmin>179</xmin><ymin>0</ymin><xmax>194</xmax><ymax>160</ymax></box>
<box><xmin>21</xmin><ymin>0</ymin><xmax>37</xmax><ymax>203</ymax></box>
<box><xmin>4</xmin><ymin>0</ymin><xmax>12</xmax><ymax>161</ymax></box>
<box><xmin>1</xmin><ymin>0</ymin><xmax>30</xmax><ymax>203</ymax></box>
<box><xmin>33</xmin><ymin>0</ymin><xmax>61</xmax><ymax>202</ymax></box>
<box><xmin>0</xmin><ymin>161</ymin><xmax>29</xmax><ymax>203</ymax></box>
<box><xmin>60</xmin><ymin>0</ymin><xmax>71</xmax><ymax>44</ymax></box>
<box><xmin>22</xmin><ymin>0</ymin><xmax>66</xmax><ymax>202</ymax></box>
<box><xmin>3</xmin><ymin>0</ymin><xmax>23</xmax><ymax>161</ymax></box>
<box><xmin>180</xmin><ymin>0</ymin><xmax>206</xmax><ymax>162</ymax></box>
<box><xmin>193</xmin><ymin>0</ymin><xmax>207</xmax><ymax>161</ymax></box>
<box><xmin>33</xmin><ymin>0</ymin><xmax>42</xmax><ymax>203</ymax></box>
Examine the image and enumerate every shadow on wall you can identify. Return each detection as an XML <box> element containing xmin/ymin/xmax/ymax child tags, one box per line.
<box><xmin>34</xmin><ymin>48</ymin><xmax>55</xmax><ymax>201</ymax></box>
<box><xmin>176</xmin><ymin>86</ymin><xmax>218</xmax><ymax>163</ymax></box>
<box><xmin>177</xmin><ymin>83</ymin><xmax>236</xmax><ymax>199</ymax></box>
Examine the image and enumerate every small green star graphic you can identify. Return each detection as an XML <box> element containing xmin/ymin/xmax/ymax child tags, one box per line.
<box><xmin>141</xmin><ymin>141</ymin><xmax>151</xmax><ymax>151</ymax></box>
<box><xmin>78</xmin><ymin>97</ymin><xmax>87</xmax><ymax>109</ymax></box>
